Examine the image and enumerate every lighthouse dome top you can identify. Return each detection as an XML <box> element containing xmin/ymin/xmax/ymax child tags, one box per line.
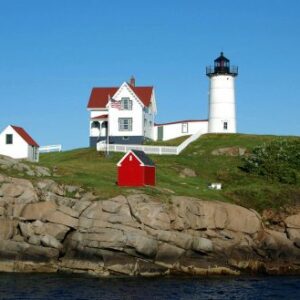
<box><xmin>214</xmin><ymin>52</ymin><xmax>230</xmax><ymax>63</ymax></box>
<box><xmin>206</xmin><ymin>52</ymin><xmax>238</xmax><ymax>77</ymax></box>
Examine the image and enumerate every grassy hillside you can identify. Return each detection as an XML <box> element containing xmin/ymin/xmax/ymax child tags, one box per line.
<box><xmin>39</xmin><ymin>134</ymin><xmax>300</xmax><ymax>212</ymax></box>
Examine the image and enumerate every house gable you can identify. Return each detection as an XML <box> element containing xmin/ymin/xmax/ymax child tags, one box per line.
<box><xmin>117</xmin><ymin>150</ymin><xmax>154</xmax><ymax>167</ymax></box>
<box><xmin>112</xmin><ymin>82</ymin><xmax>146</xmax><ymax>108</ymax></box>
<box><xmin>117</xmin><ymin>150</ymin><xmax>144</xmax><ymax>167</ymax></box>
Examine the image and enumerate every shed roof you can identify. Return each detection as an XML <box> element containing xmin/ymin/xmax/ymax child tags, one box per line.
<box><xmin>117</xmin><ymin>150</ymin><xmax>155</xmax><ymax>167</ymax></box>
<box><xmin>11</xmin><ymin>125</ymin><xmax>39</xmax><ymax>147</ymax></box>
<box><xmin>131</xmin><ymin>150</ymin><xmax>155</xmax><ymax>166</ymax></box>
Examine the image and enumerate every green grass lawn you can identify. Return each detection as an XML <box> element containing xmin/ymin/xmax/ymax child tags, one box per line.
<box><xmin>38</xmin><ymin>133</ymin><xmax>300</xmax><ymax>211</ymax></box>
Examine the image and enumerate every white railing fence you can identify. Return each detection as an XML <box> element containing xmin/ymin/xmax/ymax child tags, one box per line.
<box><xmin>176</xmin><ymin>130</ymin><xmax>204</xmax><ymax>154</ymax></box>
<box><xmin>39</xmin><ymin>144</ymin><xmax>62</xmax><ymax>153</ymax></box>
<box><xmin>97</xmin><ymin>131</ymin><xmax>204</xmax><ymax>155</ymax></box>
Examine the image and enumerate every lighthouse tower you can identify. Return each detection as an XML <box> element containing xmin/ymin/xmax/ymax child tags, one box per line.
<box><xmin>206</xmin><ymin>52</ymin><xmax>238</xmax><ymax>133</ymax></box>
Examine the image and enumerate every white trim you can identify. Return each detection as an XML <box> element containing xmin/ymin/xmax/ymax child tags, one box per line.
<box><xmin>113</xmin><ymin>82</ymin><xmax>145</xmax><ymax>108</ymax></box>
<box><xmin>117</xmin><ymin>150</ymin><xmax>145</xmax><ymax>167</ymax></box>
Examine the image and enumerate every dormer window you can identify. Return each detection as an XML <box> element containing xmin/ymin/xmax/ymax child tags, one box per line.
<box><xmin>121</xmin><ymin>98</ymin><xmax>132</xmax><ymax>110</ymax></box>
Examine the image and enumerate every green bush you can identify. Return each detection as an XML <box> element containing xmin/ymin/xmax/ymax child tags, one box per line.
<box><xmin>242</xmin><ymin>139</ymin><xmax>300</xmax><ymax>184</ymax></box>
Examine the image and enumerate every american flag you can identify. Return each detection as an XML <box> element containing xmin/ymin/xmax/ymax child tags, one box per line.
<box><xmin>108</xmin><ymin>95</ymin><xmax>121</xmax><ymax>110</ymax></box>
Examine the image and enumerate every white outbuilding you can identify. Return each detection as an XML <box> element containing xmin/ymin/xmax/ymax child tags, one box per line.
<box><xmin>0</xmin><ymin>125</ymin><xmax>39</xmax><ymax>162</ymax></box>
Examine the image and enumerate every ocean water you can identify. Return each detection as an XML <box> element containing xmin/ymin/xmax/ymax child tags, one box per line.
<box><xmin>0</xmin><ymin>273</ymin><xmax>299</xmax><ymax>300</ymax></box>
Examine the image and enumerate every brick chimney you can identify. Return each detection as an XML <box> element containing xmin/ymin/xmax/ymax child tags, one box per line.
<box><xmin>129</xmin><ymin>76</ymin><xmax>135</xmax><ymax>87</ymax></box>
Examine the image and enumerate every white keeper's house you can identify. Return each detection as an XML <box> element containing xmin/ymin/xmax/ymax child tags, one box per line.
<box><xmin>87</xmin><ymin>52</ymin><xmax>238</xmax><ymax>147</ymax></box>
<box><xmin>0</xmin><ymin>125</ymin><xmax>39</xmax><ymax>162</ymax></box>
<box><xmin>87</xmin><ymin>77</ymin><xmax>156</xmax><ymax>146</ymax></box>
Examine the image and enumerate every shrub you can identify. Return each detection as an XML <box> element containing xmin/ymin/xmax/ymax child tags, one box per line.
<box><xmin>241</xmin><ymin>139</ymin><xmax>300</xmax><ymax>184</ymax></box>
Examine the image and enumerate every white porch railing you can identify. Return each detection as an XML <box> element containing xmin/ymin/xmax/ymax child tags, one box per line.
<box><xmin>97</xmin><ymin>131</ymin><xmax>204</xmax><ymax>155</ymax></box>
<box><xmin>39</xmin><ymin>144</ymin><xmax>62</xmax><ymax>153</ymax></box>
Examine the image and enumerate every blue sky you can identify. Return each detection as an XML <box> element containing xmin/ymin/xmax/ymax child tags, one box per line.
<box><xmin>0</xmin><ymin>0</ymin><xmax>299</xmax><ymax>149</ymax></box>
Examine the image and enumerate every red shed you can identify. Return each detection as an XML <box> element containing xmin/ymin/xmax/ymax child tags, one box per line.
<box><xmin>117</xmin><ymin>150</ymin><xmax>156</xmax><ymax>186</ymax></box>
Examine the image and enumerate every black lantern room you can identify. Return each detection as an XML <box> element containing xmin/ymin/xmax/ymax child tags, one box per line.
<box><xmin>206</xmin><ymin>52</ymin><xmax>238</xmax><ymax>77</ymax></box>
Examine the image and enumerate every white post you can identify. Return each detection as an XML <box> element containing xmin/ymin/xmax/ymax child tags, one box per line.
<box><xmin>106</xmin><ymin>99</ymin><xmax>110</xmax><ymax>156</ymax></box>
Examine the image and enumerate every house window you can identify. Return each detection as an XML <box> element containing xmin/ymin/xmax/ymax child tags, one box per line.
<box><xmin>6</xmin><ymin>134</ymin><xmax>13</xmax><ymax>144</ymax></box>
<box><xmin>223</xmin><ymin>122</ymin><xmax>228</xmax><ymax>130</ymax></box>
<box><xmin>182</xmin><ymin>123</ymin><xmax>188</xmax><ymax>133</ymax></box>
<box><xmin>119</xmin><ymin>118</ymin><xmax>132</xmax><ymax>131</ymax></box>
<box><xmin>121</xmin><ymin>98</ymin><xmax>132</xmax><ymax>110</ymax></box>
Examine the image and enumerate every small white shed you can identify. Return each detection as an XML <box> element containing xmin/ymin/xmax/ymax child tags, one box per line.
<box><xmin>0</xmin><ymin>125</ymin><xmax>39</xmax><ymax>162</ymax></box>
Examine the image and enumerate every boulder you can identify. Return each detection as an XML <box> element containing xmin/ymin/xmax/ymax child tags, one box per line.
<box><xmin>19</xmin><ymin>222</ymin><xmax>34</xmax><ymax>238</ymax></box>
<box><xmin>286</xmin><ymin>228</ymin><xmax>300</xmax><ymax>248</ymax></box>
<box><xmin>153</xmin><ymin>230</ymin><xmax>193</xmax><ymax>250</ymax></box>
<box><xmin>57</xmin><ymin>205</ymin><xmax>80</xmax><ymax>218</ymax></box>
<box><xmin>285</xmin><ymin>214</ymin><xmax>300</xmax><ymax>229</ymax></box>
<box><xmin>21</xmin><ymin>201</ymin><xmax>57</xmax><ymax>220</ymax></box>
<box><xmin>32</xmin><ymin>221</ymin><xmax>70</xmax><ymax>241</ymax></box>
<box><xmin>0</xmin><ymin>219</ymin><xmax>17</xmax><ymax>240</ymax></box>
<box><xmin>155</xmin><ymin>243</ymin><xmax>185</xmax><ymax>265</ymax></box>
<box><xmin>0</xmin><ymin>183</ymin><xmax>24</xmax><ymax>198</ymax></box>
<box><xmin>34</xmin><ymin>166</ymin><xmax>51</xmax><ymax>177</ymax></box>
<box><xmin>171</xmin><ymin>197</ymin><xmax>262</xmax><ymax>234</ymax></box>
<box><xmin>24</xmin><ymin>244</ymin><xmax>60</xmax><ymax>260</ymax></box>
<box><xmin>11</xmin><ymin>203</ymin><xmax>26</xmax><ymax>217</ymax></box>
<box><xmin>45</xmin><ymin>210</ymin><xmax>78</xmax><ymax>228</ymax></box>
<box><xmin>224</xmin><ymin>203</ymin><xmax>261</xmax><ymax>234</ymax></box>
<box><xmin>41</xmin><ymin>235</ymin><xmax>63</xmax><ymax>250</ymax></box>
<box><xmin>28</xmin><ymin>235</ymin><xmax>41</xmax><ymax>246</ymax></box>
<box><xmin>255</xmin><ymin>229</ymin><xmax>297</xmax><ymax>259</ymax></box>
<box><xmin>81</xmin><ymin>192</ymin><xmax>97</xmax><ymax>202</ymax></box>
<box><xmin>72</xmin><ymin>200</ymin><xmax>91</xmax><ymax>214</ymax></box>
<box><xmin>127</xmin><ymin>194</ymin><xmax>171</xmax><ymax>230</ymax></box>
<box><xmin>15</xmin><ymin>188</ymin><xmax>38</xmax><ymax>204</ymax></box>
<box><xmin>10</xmin><ymin>178</ymin><xmax>34</xmax><ymax>189</ymax></box>
<box><xmin>126</xmin><ymin>231</ymin><xmax>158</xmax><ymax>257</ymax></box>
<box><xmin>0</xmin><ymin>240</ymin><xmax>29</xmax><ymax>256</ymax></box>
<box><xmin>102</xmin><ymin>196</ymin><xmax>127</xmax><ymax>214</ymax></box>
<box><xmin>211</xmin><ymin>147</ymin><xmax>247</xmax><ymax>156</ymax></box>
<box><xmin>179</xmin><ymin>168</ymin><xmax>197</xmax><ymax>178</ymax></box>
<box><xmin>192</xmin><ymin>237</ymin><xmax>213</xmax><ymax>253</ymax></box>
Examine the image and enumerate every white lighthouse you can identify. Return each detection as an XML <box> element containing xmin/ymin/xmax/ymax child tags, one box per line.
<box><xmin>206</xmin><ymin>52</ymin><xmax>238</xmax><ymax>133</ymax></box>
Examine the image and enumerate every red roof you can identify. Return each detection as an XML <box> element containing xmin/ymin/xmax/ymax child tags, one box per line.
<box><xmin>91</xmin><ymin>114</ymin><xmax>108</xmax><ymax>119</ymax></box>
<box><xmin>11</xmin><ymin>125</ymin><xmax>39</xmax><ymax>147</ymax></box>
<box><xmin>87</xmin><ymin>85</ymin><xmax>153</xmax><ymax>108</ymax></box>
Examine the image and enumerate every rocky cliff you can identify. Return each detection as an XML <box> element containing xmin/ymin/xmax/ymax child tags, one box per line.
<box><xmin>1</xmin><ymin>169</ymin><xmax>300</xmax><ymax>276</ymax></box>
